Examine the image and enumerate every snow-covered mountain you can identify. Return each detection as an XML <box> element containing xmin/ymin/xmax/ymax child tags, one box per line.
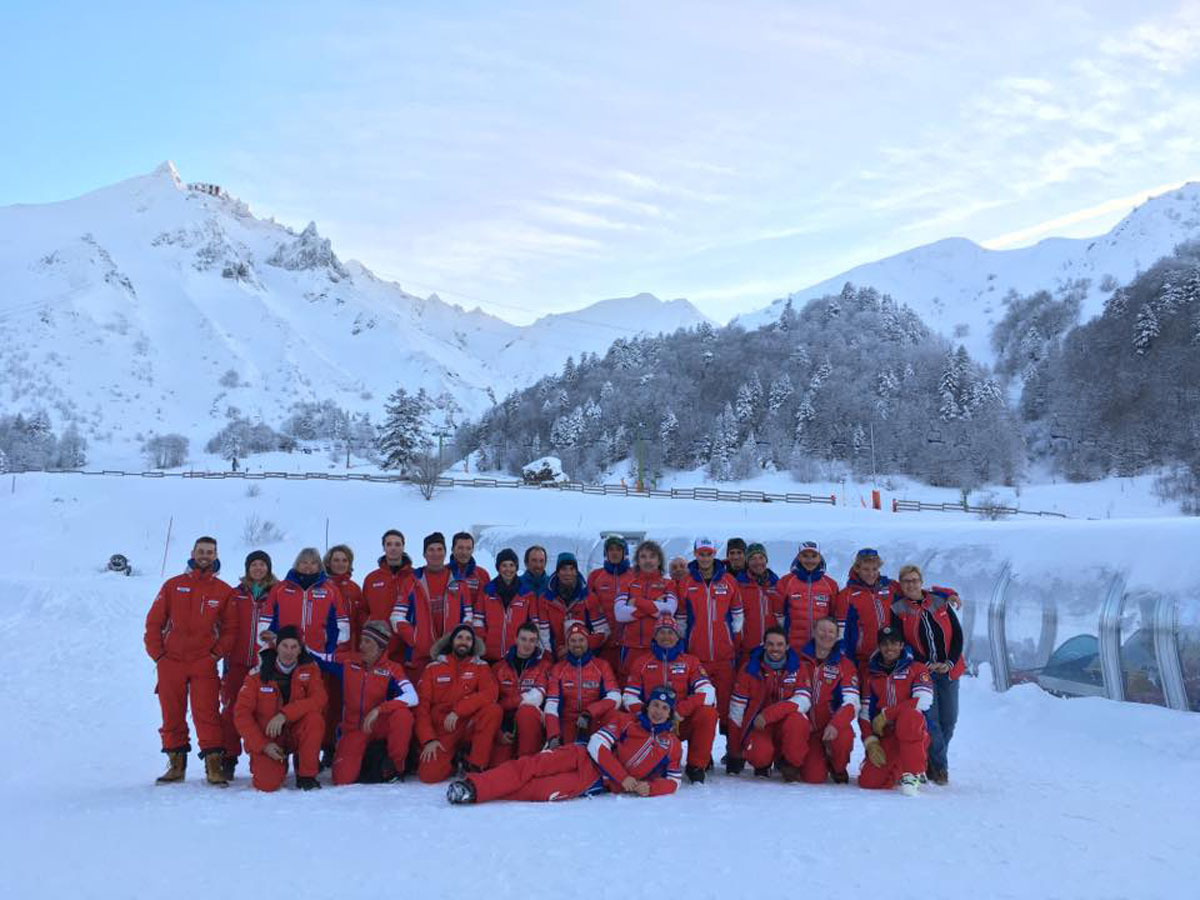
<box><xmin>0</xmin><ymin>162</ymin><xmax>709</xmax><ymax>460</ymax></box>
<box><xmin>736</xmin><ymin>183</ymin><xmax>1200</xmax><ymax>363</ymax></box>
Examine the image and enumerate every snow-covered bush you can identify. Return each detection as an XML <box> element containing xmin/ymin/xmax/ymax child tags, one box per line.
<box><xmin>142</xmin><ymin>434</ymin><xmax>188</xmax><ymax>469</ymax></box>
<box><xmin>242</xmin><ymin>514</ymin><xmax>284</xmax><ymax>545</ymax></box>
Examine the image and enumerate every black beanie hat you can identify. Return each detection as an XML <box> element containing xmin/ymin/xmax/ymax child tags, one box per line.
<box><xmin>496</xmin><ymin>548</ymin><xmax>519</xmax><ymax>568</ymax></box>
<box><xmin>726</xmin><ymin>538</ymin><xmax>747</xmax><ymax>553</ymax></box>
<box><xmin>275</xmin><ymin>624</ymin><xmax>302</xmax><ymax>646</ymax></box>
<box><xmin>245</xmin><ymin>550</ymin><xmax>272</xmax><ymax>574</ymax></box>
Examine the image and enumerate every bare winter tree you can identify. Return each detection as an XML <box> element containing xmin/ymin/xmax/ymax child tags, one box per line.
<box><xmin>411</xmin><ymin>452</ymin><xmax>443</xmax><ymax>501</ymax></box>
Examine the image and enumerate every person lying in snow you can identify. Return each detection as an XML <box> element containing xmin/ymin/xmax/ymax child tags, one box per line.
<box><xmin>446</xmin><ymin>684</ymin><xmax>682</xmax><ymax>804</ymax></box>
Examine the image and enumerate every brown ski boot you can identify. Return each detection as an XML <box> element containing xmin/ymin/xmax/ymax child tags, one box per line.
<box><xmin>156</xmin><ymin>749</ymin><xmax>188</xmax><ymax>784</ymax></box>
<box><xmin>779</xmin><ymin>763</ymin><xmax>803</xmax><ymax>783</ymax></box>
<box><xmin>203</xmin><ymin>750</ymin><xmax>230</xmax><ymax>787</ymax></box>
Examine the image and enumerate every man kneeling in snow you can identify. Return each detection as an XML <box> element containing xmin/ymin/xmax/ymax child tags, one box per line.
<box><xmin>858</xmin><ymin>626</ymin><xmax>933</xmax><ymax>797</ymax></box>
<box><xmin>330</xmin><ymin>620</ymin><xmax>419</xmax><ymax>785</ymax></box>
<box><xmin>446</xmin><ymin>685</ymin><xmax>682</xmax><ymax>804</ymax></box>
<box><xmin>234</xmin><ymin>626</ymin><xmax>326</xmax><ymax>791</ymax></box>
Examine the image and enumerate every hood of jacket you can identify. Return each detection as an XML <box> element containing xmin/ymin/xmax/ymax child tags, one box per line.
<box><xmin>867</xmin><ymin>645</ymin><xmax>916</xmax><ymax>675</ymax></box>
<box><xmin>734</xmin><ymin>567</ymin><xmax>778</xmax><ymax>587</ymax></box>
<box><xmin>800</xmin><ymin>639</ymin><xmax>848</xmax><ymax>667</ymax></box>
<box><xmin>377</xmin><ymin>553</ymin><xmax>413</xmax><ymax>573</ymax></box>
<box><xmin>745</xmin><ymin>644</ymin><xmax>802</xmax><ymax>678</ymax></box>
<box><xmin>603</xmin><ymin>557</ymin><xmax>631</xmax><ymax>576</ymax></box>
<box><xmin>284</xmin><ymin>569</ymin><xmax>327</xmax><ymax>591</ymax></box>
<box><xmin>520</xmin><ymin>570</ymin><xmax>550</xmax><ymax>595</ymax></box>
<box><xmin>430</xmin><ymin>626</ymin><xmax>486</xmax><ymax>661</ymax></box>
<box><xmin>846</xmin><ymin>569</ymin><xmax>891</xmax><ymax>591</ymax></box>
<box><xmin>789</xmin><ymin>555</ymin><xmax>827</xmax><ymax>582</ymax></box>
<box><xmin>686</xmin><ymin>558</ymin><xmax>729</xmax><ymax>583</ymax></box>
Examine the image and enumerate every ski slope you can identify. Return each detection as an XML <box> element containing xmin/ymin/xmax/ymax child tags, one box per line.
<box><xmin>1</xmin><ymin>473</ymin><xmax>1196</xmax><ymax>899</ymax></box>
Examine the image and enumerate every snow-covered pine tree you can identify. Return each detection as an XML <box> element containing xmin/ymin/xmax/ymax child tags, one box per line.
<box><xmin>1133</xmin><ymin>303</ymin><xmax>1160</xmax><ymax>355</ymax></box>
<box><xmin>767</xmin><ymin>372</ymin><xmax>793</xmax><ymax>413</ymax></box>
<box><xmin>659</xmin><ymin>408</ymin><xmax>679</xmax><ymax>465</ymax></box>
<box><xmin>938</xmin><ymin>349</ymin><xmax>962</xmax><ymax>421</ymax></box>
<box><xmin>378</xmin><ymin>387</ymin><xmax>431</xmax><ymax>471</ymax></box>
<box><xmin>734</xmin><ymin>370</ymin><xmax>762</xmax><ymax>431</ymax></box>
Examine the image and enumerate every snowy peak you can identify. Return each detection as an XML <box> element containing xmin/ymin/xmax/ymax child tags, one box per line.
<box><xmin>737</xmin><ymin>182</ymin><xmax>1200</xmax><ymax>364</ymax></box>
<box><xmin>266</xmin><ymin>220</ymin><xmax>348</xmax><ymax>278</ymax></box>
<box><xmin>0</xmin><ymin>163</ymin><xmax>711</xmax><ymax>463</ymax></box>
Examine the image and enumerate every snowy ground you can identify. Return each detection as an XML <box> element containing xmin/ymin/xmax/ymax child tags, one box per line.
<box><xmin>1</xmin><ymin>473</ymin><xmax>1197</xmax><ymax>899</ymax></box>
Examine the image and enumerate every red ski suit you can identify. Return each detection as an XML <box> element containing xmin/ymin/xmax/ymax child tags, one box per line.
<box><xmin>858</xmin><ymin>648</ymin><xmax>933</xmax><ymax>789</ymax></box>
<box><xmin>327</xmin><ymin>572</ymin><xmax>365</xmax><ymax>648</ymax></box>
<box><xmin>544</xmin><ymin>651</ymin><xmax>622</xmax><ymax>744</ymax></box>
<box><xmin>266</xmin><ymin>570</ymin><xmax>349</xmax><ymax>750</ymax></box>
<box><xmin>219</xmin><ymin>578</ymin><xmax>274</xmax><ymax>759</ymax></box>
<box><xmin>265</xmin><ymin>572</ymin><xmax>349</xmax><ymax>663</ymax></box>
<box><xmin>490</xmin><ymin>647</ymin><xmax>553</xmax><ymax>765</ymax></box>
<box><xmin>144</xmin><ymin>562</ymin><xmax>236</xmax><ymax>752</ymax></box>
<box><xmin>624</xmin><ymin>644</ymin><xmax>718</xmax><ymax>768</ymax></box>
<box><xmin>678</xmin><ymin>560</ymin><xmax>743</xmax><ymax>723</ymax></box>
<box><xmin>733</xmin><ymin>568</ymin><xmax>781</xmax><ymax>656</ymax></box>
<box><xmin>448</xmin><ymin>557</ymin><xmax>490</xmax><ymax>626</ymax></box>
<box><xmin>394</xmin><ymin>566</ymin><xmax>473</xmax><ymax>683</ymax></box>
<box><xmin>361</xmin><ymin>555</ymin><xmax>415</xmax><ymax>657</ymax></box>
<box><xmin>587</xmin><ymin>560</ymin><xmax>635</xmax><ymax>671</ymax></box>
<box><xmin>474</xmin><ymin>575</ymin><xmax>541</xmax><ymax>662</ymax></box>
<box><xmin>234</xmin><ymin>651</ymin><xmax>327</xmax><ymax>792</ymax></box>
<box><xmin>837</xmin><ymin>571</ymin><xmax>899</xmax><ymax>670</ymax></box>
<box><xmin>796</xmin><ymin>641</ymin><xmax>860</xmax><ymax>783</ymax></box>
<box><xmin>728</xmin><ymin>646</ymin><xmax>813</xmax><ymax>770</ymax></box>
<box><xmin>467</xmin><ymin>713</ymin><xmax>682</xmax><ymax>803</ymax></box>
<box><xmin>330</xmin><ymin>652</ymin><xmax>418</xmax><ymax>785</ymax></box>
<box><xmin>539</xmin><ymin>573</ymin><xmax>608</xmax><ymax>659</ymax></box>
<box><xmin>777</xmin><ymin>557</ymin><xmax>840</xmax><ymax>654</ymax></box>
<box><xmin>612</xmin><ymin>571</ymin><xmax>677</xmax><ymax>677</ymax></box>
<box><xmin>415</xmin><ymin>632</ymin><xmax>502</xmax><ymax>783</ymax></box>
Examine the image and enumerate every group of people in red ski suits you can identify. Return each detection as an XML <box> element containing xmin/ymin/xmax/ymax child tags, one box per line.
<box><xmin>145</xmin><ymin>530</ymin><xmax>964</xmax><ymax>802</ymax></box>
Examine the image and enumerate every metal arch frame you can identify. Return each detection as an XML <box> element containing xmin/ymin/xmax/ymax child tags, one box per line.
<box><xmin>987</xmin><ymin>561</ymin><xmax>1013</xmax><ymax>692</ymax></box>
<box><xmin>1152</xmin><ymin>593</ymin><xmax>1189</xmax><ymax>712</ymax></box>
<box><xmin>1098</xmin><ymin>574</ymin><xmax>1127</xmax><ymax>703</ymax></box>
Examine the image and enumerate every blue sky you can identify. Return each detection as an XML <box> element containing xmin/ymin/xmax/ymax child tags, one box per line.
<box><xmin>3</xmin><ymin>0</ymin><xmax>1199</xmax><ymax>322</ymax></box>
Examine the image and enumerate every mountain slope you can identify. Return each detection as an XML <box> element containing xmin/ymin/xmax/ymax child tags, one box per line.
<box><xmin>736</xmin><ymin>183</ymin><xmax>1200</xmax><ymax>363</ymax></box>
<box><xmin>0</xmin><ymin>163</ymin><xmax>709</xmax><ymax>462</ymax></box>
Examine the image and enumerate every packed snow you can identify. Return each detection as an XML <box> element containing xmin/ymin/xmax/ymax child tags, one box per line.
<box><xmin>1</xmin><ymin>473</ymin><xmax>1197</xmax><ymax>899</ymax></box>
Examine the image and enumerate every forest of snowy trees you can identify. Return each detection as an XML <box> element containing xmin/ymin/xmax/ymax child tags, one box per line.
<box><xmin>1021</xmin><ymin>241</ymin><xmax>1200</xmax><ymax>508</ymax></box>
<box><xmin>456</xmin><ymin>284</ymin><xmax>1024</xmax><ymax>490</ymax></box>
<box><xmin>457</xmin><ymin>243</ymin><xmax>1200</xmax><ymax>507</ymax></box>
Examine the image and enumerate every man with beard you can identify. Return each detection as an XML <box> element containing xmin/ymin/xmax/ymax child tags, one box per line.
<box><xmin>144</xmin><ymin>536</ymin><xmax>235</xmax><ymax>786</ymax></box>
<box><xmin>726</xmin><ymin>626</ymin><xmax>810</xmax><ymax>780</ymax></box>
<box><xmin>415</xmin><ymin>624</ymin><xmax>502</xmax><ymax>783</ymax></box>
